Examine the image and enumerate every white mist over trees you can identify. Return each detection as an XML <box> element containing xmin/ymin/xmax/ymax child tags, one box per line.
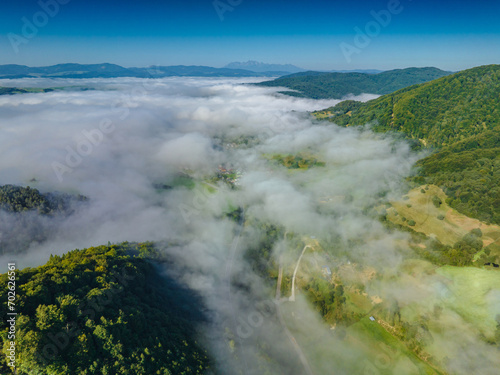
<box><xmin>0</xmin><ymin>77</ymin><xmax>498</xmax><ymax>374</ymax></box>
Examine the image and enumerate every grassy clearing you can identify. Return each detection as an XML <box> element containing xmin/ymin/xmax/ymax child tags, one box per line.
<box><xmin>387</xmin><ymin>185</ymin><xmax>500</xmax><ymax>247</ymax></box>
<box><xmin>347</xmin><ymin>317</ymin><xmax>441</xmax><ymax>375</ymax></box>
<box><xmin>395</xmin><ymin>260</ymin><xmax>500</xmax><ymax>334</ymax></box>
<box><xmin>399</xmin><ymin>259</ymin><xmax>437</xmax><ymax>276</ymax></box>
<box><xmin>171</xmin><ymin>175</ymin><xmax>196</xmax><ymax>189</ymax></box>
<box><xmin>436</xmin><ymin>266</ymin><xmax>500</xmax><ymax>334</ymax></box>
<box><xmin>281</xmin><ymin>298</ymin><xmax>439</xmax><ymax>375</ymax></box>
<box><xmin>312</xmin><ymin>110</ymin><xmax>333</xmax><ymax>119</ymax></box>
<box><xmin>346</xmin><ymin>291</ymin><xmax>373</xmax><ymax>315</ymax></box>
<box><xmin>264</xmin><ymin>152</ymin><xmax>326</xmax><ymax>170</ymax></box>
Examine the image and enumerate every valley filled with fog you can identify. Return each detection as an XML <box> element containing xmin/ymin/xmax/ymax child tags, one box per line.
<box><xmin>1</xmin><ymin>77</ymin><xmax>498</xmax><ymax>375</ymax></box>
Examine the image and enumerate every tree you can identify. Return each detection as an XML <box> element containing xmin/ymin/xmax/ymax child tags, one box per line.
<box><xmin>432</xmin><ymin>195</ymin><xmax>442</xmax><ymax>208</ymax></box>
<box><xmin>0</xmin><ymin>242</ymin><xmax>210</xmax><ymax>374</ymax></box>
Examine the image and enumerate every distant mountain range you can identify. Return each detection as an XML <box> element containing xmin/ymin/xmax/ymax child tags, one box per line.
<box><xmin>0</xmin><ymin>62</ymin><xmax>388</xmax><ymax>80</ymax></box>
<box><xmin>256</xmin><ymin>67</ymin><xmax>452</xmax><ymax>99</ymax></box>
<box><xmin>0</xmin><ymin>63</ymin><xmax>296</xmax><ymax>79</ymax></box>
<box><xmin>224</xmin><ymin>61</ymin><xmax>306</xmax><ymax>74</ymax></box>
<box><xmin>223</xmin><ymin>61</ymin><xmax>384</xmax><ymax>75</ymax></box>
<box><xmin>327</xmin><ymin>69</ymin><xmax>384</xmax><ymax>74</ymax></box>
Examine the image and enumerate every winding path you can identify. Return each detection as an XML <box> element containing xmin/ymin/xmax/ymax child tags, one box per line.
<box><xmin>290</xmin><ymin>245</ymin><xmax>312</xmax><ymax>302</ymax></box>
<box><xmin>275</xmin><ymin>243</ymin><xmax>315</xmax><ymax>375</ymax></box>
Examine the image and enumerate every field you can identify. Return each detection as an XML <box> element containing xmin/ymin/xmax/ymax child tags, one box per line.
<box><xmin>387</xmin><ymin>185</ymin><xmax>500</xmax><ymax>248</ymax></box>
<box><xmin>312</xmin><ymin>110</ymin><xmax>333</xmax><ymax>119</ymax></box>
<box><xmin>346</xmin><ymin>317</ymin><xmax>442</xmax><ymax>375</ymax></box>
<box><xmin>435</xmin><ymin>266</ymin><xmax>500</xmax><ymax>334</ymax></box>
<box><xmin>280</xmin><ymin>297</ymin><xmax>441</xmax><ymax>375</ymax></box>
<box><xmin>396</xmin><ymin>264</ymin><xmax>500</xmax><ymax>365</ymax></box>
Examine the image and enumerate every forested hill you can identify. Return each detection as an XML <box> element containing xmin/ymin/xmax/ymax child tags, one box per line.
<box><xmin>0</xmin><ymin>242</ymin><xmax>211</xmax><ymax>375</ymax></box>
<box><xmin>315</xmin><ymin>64</ymin><xmax>500</xmax><ymax>147</ymax></box>
<box><xmin>0</xmin><ymin>185</ymin><xmax>86</xmax><ymax>215</ymax></box>
<box><xmin>256</xmin><ymin>67</ymin><xmax>451</xmax><ymax>99</ymax></box>
<box><xmin>315</xmin><ymin>64</ymin><xmax>500</xmax><ymax>225</ymax></box>
<box><xmin>0</xmin><ymin>87</ymin><xmax>54</xmax><ymax>95</ymax></box>
<box><xmin>0</xmin><ymin>185</ymin><xmax>89</xmax><ymax>255</ymax></box>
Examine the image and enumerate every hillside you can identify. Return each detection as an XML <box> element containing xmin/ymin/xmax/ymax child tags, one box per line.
<box><xmin>0</xmin><ymin>185</ymin><xmax>89</xmax><ymax>254</ymax></box>
<box><xmin>256</xmin><ymin>67</ymin><xmax>451</xmax><ymax>99</ymax></box>
<box><xmin>0</xmin><ymin>185</ymin><xmax>87</xmax><ymax>215</ymax></box>
<box><xmin>315</xmin><ymin>64</ymin><xmax>500</xmax><ymax>225</ymax></box>
<box><xmin>0</xmin><ymin>242</ymin><xmax>210</xmax><ymax>375</ymax></box>
<box><xmin>316</xmin><ymin>64</ymin><xmax>500</xmax><ymax>146</ymax></box>
<box><xmin>414</xmin><ymin>129</ymin><xmax>500</xmax><ymax>224</ymax></box>
<box><xmin>0</xmin><ymin>87</ymin><xmax>54</xmax><ymax>95</ymax></box>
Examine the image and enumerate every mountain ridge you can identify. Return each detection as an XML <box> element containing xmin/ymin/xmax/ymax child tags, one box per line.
<box><xmin>257</xmin><ymin>67</ymin><xmax>452</xmax><ymax>99</ymax></box>
<box><xmin>315</xmin><ymin>64</ymin><xmax>500</xmax><ymax>147</ymax></box>
<box><xmin>314</xmin><ymin>64</ymin><xmax>500</xmax><ymax>225</ymax></box>
<box><xmin>0</xmin><ymin>63</ymin><xmax>404</xmax><ymax>80</ymax></box>
<box><xmin>224</xmin><ymin>60</ymin><xmax>306</xmax><ymax>73</ymax></box>
<box><xmin>0</xmin><ymin>63</ymin><xmax>287</xmax><ymax>79</ymax></box>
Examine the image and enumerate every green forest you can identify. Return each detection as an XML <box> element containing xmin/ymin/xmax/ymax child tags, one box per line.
<box><xmin>315</xmin><ymin>64</ymin><xmax>500</xmax><ymax>224</ymax></box>
<box><xmin>0</xmin><ymin>242</ymin><xmax>210</xmax><ymax>375</ymax></box>
<box><xmin>1</xmin><ymin>64</ymin><xmax>499</xmax><ymax>374</ymax></box>
<box><xmin>0</xmin><ymin>185</ymin><xmax>89</xmax><ymax>254</ymax></box>
<box><xmin>413</xmin><ymin>130</ymin><xmax>500</xmax><ymax>224</ymax></box>
<box><xmin>0</xmin><ymin>87</ymin><xmax>54</xmax><ymax>95</ymax></box>
<box><xmin>0</xmin><ymin>185</ymin><xmax>87</xmax><ymax>215</ymax></box>
<box><xmin>257</xmin><ymin>67</ymin><xmax>450</xmax><ymax>99</ymax></box>
<box><xmin>317</xmin><ymin>65</ymin><xmax>500</xmax><ymax>147</ymax></box>
<box><xmin>267</xmin><ymin>153</ymin><xmax>326</xmax><ymax>169</ymax></box>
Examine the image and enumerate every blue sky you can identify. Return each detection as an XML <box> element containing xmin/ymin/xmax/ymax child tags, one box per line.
<box><xmin>1</xmin><ymin>0</ymin><xmax>499</xmax><ymax>70</ymax></box>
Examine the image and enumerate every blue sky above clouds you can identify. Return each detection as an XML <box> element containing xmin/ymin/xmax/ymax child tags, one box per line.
<box><xmin>1</xmin><ymin>0</ymin><xmax>499</xmax><ymax>70</ymax></box>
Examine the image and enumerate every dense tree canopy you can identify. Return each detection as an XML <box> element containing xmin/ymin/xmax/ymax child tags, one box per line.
<box><xmin>0</xmin><ymin>87</ymin><xmax>53</xmax><ymax>95</ymax></box>
<box><xmin>0</xmin><ymin>242</ymin><xmax>211</xmax><ymax>374</ymax></box>
<box><xmin>319</xmin><ymin>65</ymin><xmax>500</xmax><ymax>147</ymax></box>
<box><xmin>257</xmin><ymin>67</ymin><xmax>450</xmax><ymax>99</ymax></box>
<box><xmin>316</xmin><ymin>65</ymin><xmax>500</xmax><ymax>224</ymax></box>
<box><xmin>414</xmin><ymin>130</ymin><xmax>500</xmax><ymax>224</ymax></box>
<box><xmin>0</xmin><ymin>185</ymin><xmax>89</xmax><ymax>254</ymax></box>
<box><xmin>0</xmin><ymin>185</ymin><xmax>86</xmax><ymax>215</ymax></box>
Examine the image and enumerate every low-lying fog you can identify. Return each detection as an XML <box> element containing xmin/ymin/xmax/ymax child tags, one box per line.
<box><xmin>0</xmin><ymin>77</ymin><xmax>497</xmax><ymax>374</ymax></box>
